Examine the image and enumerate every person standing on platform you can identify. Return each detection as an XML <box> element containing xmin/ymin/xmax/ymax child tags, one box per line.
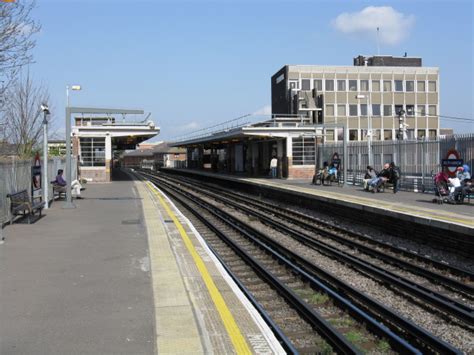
<box><xmin>389</xmin><ymin>162</ymin><xmax>401</xmax><ymax>193</ymax></box>
<box><xmin>270</xmin><ymin>156</ymin><xmax>278</xmax><ymax>178</ymax></box>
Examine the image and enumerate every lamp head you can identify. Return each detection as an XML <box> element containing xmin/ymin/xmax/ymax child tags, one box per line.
<box><xmin>41</xmin><ymin>104</ymin><xmax>50</xmax><ymax>114</ymax></box>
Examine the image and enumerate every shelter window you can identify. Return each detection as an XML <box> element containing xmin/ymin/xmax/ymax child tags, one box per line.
<box><xmin>325</xmin><ymin>130</ymin><xmax>334</xmax><ymax>141</ymax></box>
<box><xmin>80</xmin><ymin>138</ymin><xmax>105</xmax><ymax>167</ymax></box>
<box><xmin>292</xmin><ymin>137</ymin><xmax>315</xmax><ymax>165</ymax></box>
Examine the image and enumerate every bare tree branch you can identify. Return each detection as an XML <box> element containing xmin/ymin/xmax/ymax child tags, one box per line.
<box><xmin>4</xmin><ymin>70</ymin><xmax>53</xmax><ymax>158</ymax></box>
<box><xmin>0</xmin><ymin>1</ymin><xmax>40</xmax><ymax>113</ymax></box>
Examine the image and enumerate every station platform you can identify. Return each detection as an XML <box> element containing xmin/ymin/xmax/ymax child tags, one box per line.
<box><xmin>164</xmin><ymin>169</ymin><xmax>473</xmax><ymax>231</ymax></box>
<box><xmin>0</xmin><ymin>171</ymin><xmax>283</xmax><ymax>354</ymax></box>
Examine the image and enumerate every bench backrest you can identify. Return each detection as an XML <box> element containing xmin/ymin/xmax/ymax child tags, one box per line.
<box><xmin>7</xmin><ymin>190</ymin><xmax>29</xmax><ymax>206</ymax></box>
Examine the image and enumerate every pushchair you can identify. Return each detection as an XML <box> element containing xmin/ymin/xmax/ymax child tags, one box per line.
<box><xmin>432</xmin><ymin>171</ymin><xmax>450</xmax><ymax>204</ymax></box>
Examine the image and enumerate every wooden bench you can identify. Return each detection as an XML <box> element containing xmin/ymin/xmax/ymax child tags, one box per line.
<box><xmin>7</xmin><ymin>190</ymin><xmax>45</xmax><ymax>224</ymax></box>
<box><xmin>51</xmin><ymin>183</ymin><xmax>67</xmax><ymax>200</ymax></box>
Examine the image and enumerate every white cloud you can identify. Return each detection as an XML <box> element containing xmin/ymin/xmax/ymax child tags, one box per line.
<box><xmin>253</xmin><ymin>105</ymin><xmax>271</xmax><ymax>116</ymax></box>
<box><xmin>332</xmin><ymin>6</ymin><xmax>415</xmax><ymax>45</ymax></box>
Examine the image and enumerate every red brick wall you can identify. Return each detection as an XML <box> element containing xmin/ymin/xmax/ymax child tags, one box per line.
<box><xmin>288</xmin><ymin>166</ymin><xmax>315</xmax><ymax>179</ymax></box>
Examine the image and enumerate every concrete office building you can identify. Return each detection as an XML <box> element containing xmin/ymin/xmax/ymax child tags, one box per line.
<box><xmin>271</xmin><ymin>55</ymin><xmax>440</xmax><ymax>142</ymax></box>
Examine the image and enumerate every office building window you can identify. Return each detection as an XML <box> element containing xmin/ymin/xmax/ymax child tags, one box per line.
<box><xmin>372</xmin><ymin>104</ymin><xmax>381</xmax><ymax>116</ymax></box>
<box><xmin>406</xmin><ymin>105</ymin><xmax>415</xmax><ymax>116</ymax></box>
<box><xmin>384</xmin><ymin>130</ymin><xmax>393</xmax><ymax>140</ymax></box>
<box><xmin>325</xmin><ymin>79</ymin><xmax>334</xmax><ymax>91</ymax></box>
<box><xmin>417</xmin><ymin>105</ymin><xmax>426</xmax><ymax>116</ymax></box>
<box><xmin>429</xmin><ymin>129</ymin><xmax>437</xmax><ymax>139</ymax></box>
<box><xmin>394</xmin><ymin>80</ymin><xmax>403</xmax><ymax>92</ymax></box>
<box><xmin>428</xmin><ymin>105</ymin><xmax>437</xmax><ymax>116</ymax></box>
<box><xmin>325</xmin><ymin>129</ymin><xmax>334</xmax><ymax>141</ymax></box>
<box><xmin>314</xmin><ymin>79</ymin><xmax>322</xmax><ymax>91</ymax></box>
<box><xmin>337</xmin><ymin>128</ymin><xmax>344</xmax><ymax>141</ymax></box>
<box><xmin>301</xmin><ymin>79</ymin><xmax>310</xmax><ymax>91</ymax></box>
<box><xmin>383</xmin><ymin>105</ymin><xmax>392</xmax><ymax>116</ymax></box>
<box><xmin>349</xmin><ymin>104</ymin><xmax>357</xmax><ymax>116</ymax></box>
<box><xmin>372</xmin><ymin>129</ymin><xmax>381</xmax><ymax>141</ymax></box>
<box><xmin>349</xmin><ymin>80</ymin><xmax>357</xmax><ymax>91</ymax></box>
<box><xmin>361</xmin><ymin>129</ymin><xmax>368</xmax><ymax>141</ymax></box>
<box><xmin>349</xmin><ymin>129</ymin><xmax>358</xmax><ymax>141</ymax></box>
<box><xmin>325</xmin><ymin>104</ymin><xmax>334</xmax><ymax>116</ymax></box>
<box><xmin>418</xmin><ymin>129</ymin><xmax>426</xmax><ymax>139</ymax></box>
<box><xmin>360</xmin><ymin>80</ymin><xmax>369</xmax><ymax>91</ymax></box>
<box><xmin>407</xmin><ymin>129</ymin><xmax>415</xmax><ymax>140</ymax></box>
<box><xmin>406</xmin><ymin>81</ymin><xmax>414</xmax><ymax>92</ymax></box>
<box><xmin>417</xmin><ymin>81</ymin><xmax>425</xmax><ymax>92</ymax></box>
<box><xmin>428</xmin><ymin>81</ymin><xmax>437</xmax><ymax>92</ymax></box>
<box><xmin>395</xmin><ymin>105</ymin><xmax>404</xmax><ymax>115</ymax></box>
<box><xmin>337</xmin><ymin>80</ymin><xmax>346</xmax><ymax>91</ymax></box>
<box><xmin>360</xmin><ymin>104</ymin><xmax>367</xmax><ymax>116</ymax></box>
<box><xmin>383</xmin><ymin>80</ymin><xmax>392</xmax><ymax>92</ymax></box>
<box><xmin>289</xmin><ymin>81</ymin><xmax>298</xmax><ymax>89</ymax></box>
<box><xmin>337</xmin><ymin>104</ymin><xmax>346</xmax><ymax>116</ymax></box>
<box><xmin>80</xmin><ymin>138</ymin><xmax>105</xmax><ymax>167</ymax></box>
<box><xmin>372</xmin><ymin>80</ymin><xmax>380</xmax><ymax>91</ymax></box>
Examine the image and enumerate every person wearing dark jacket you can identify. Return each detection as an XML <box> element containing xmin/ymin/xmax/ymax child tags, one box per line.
<box><xmin>389</xmin><ymin>162</ymin><xmax>401</xmax><ymax>193</ymax></box>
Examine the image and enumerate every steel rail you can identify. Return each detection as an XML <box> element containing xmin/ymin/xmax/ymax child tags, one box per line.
<box><xmin>154</xmin><ymin>173</ymin><xmax>473</xmax><ymax>316</ymax></box>
<box><xmin>173</xmin><ymin>175</ymin><xmax>473</xmax><ymax>297</ymax></box>
<box><xmin>142</xmin><ymin>171</ymin><xmax>461</xmax><ymax>354</ymax></box>
<box><xmin>159</xmin><ymin>169</ymin><xmax>473</xmax><ymax>280</ymax></box>
<box><xmin>143</xmin><ymin>172</ymin><xmax>453</xmax><ymax>355</ymax></box>
<box><xmin>147</xmin><ymin>177</ymin><xmax>360</xmax><ymax>354</ymax></box>
<box><xmin>170</xmin><ymin>176</ymin><xmax>473</xmax><ymax>325</ymax></box>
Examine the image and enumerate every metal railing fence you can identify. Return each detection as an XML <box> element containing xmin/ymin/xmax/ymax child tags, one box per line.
<box><xmin>314</xmin><ymin>134</ymin><xmax>473</xmax><ymax>191</ymax></box>
<box><xmin>0</xmin><ymin>157</ymin><xmax>77</xmax><ymax>224</ymax></box>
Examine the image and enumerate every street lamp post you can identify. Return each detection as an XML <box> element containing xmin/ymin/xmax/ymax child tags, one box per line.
<box><xmin>356</xmin><ymin>94</ymin><xmax>372</xmax><ymax>166</ymax></box>
<box><xmin>64</xmin><ymin>85</ymin><xmax>81</xmax><ymax>209</ymax></box>
<box><xmin>41</xmin><ymin>104</ymin><xmax>50</xmax><ymax>209</ymax></box>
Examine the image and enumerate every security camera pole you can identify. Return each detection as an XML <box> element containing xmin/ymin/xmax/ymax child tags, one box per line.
<box><xmin>41</xmin><ymin>104</ymin><xmax>50</xmax><ymax>209</ymax></box>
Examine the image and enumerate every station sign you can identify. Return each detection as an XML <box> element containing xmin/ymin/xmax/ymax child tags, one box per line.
<box><xmin>441</xmin><ymin>149</ymin><xmax>463</xmax><ymax>177</ymax></box>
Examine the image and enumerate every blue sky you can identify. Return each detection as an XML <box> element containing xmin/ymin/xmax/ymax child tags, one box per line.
<box><xmin>30</xmin><ymin>0</ymin><xmax>473</xmax><ymax>139</ymax></box>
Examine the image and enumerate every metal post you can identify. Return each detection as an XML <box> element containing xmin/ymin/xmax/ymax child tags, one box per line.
<box><xmin>42</xmin><ymin>112</ymin><xmax>49</xmax><ymax>209</ymax></box>
<box><xmin>367</xmin><ymin>95</ymin><xmax>372</xmax><ymax>167</ymax></box>
<box><xmin>343</xmin><ymin>126</ymin><xmax>348</xmax><ymax>187</ymax></box>
<box><xmin>64</xmin><ymin>104</ymin><xmax>75</xmax><ymax>209</ymax></box>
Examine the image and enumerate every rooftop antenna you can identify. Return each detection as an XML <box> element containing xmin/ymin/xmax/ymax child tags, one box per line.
<box><xmin>376</xmin><ymin>27</ymin><xmax>380</xmax><ymax>55</ymax></box>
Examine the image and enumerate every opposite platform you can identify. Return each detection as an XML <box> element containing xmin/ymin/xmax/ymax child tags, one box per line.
<box><xmin>163</xmin><ymin>169</ymin><xmax>473</xmax><ymax>235</ymax></box>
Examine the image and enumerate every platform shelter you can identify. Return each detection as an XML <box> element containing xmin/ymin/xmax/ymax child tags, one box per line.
<box><xmin>71</xmin><ymin>107</ymin><xmax>159</xmax><ymax>182</ymax></box>
<box><xmin>172</xmin><ymin>116</ymin><xmax>325</xmax><ymax>179</ymax></box>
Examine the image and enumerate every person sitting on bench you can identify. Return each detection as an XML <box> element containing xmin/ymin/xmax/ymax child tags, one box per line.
<box><xmin>52</xmin><ymin>169</ymin><xmax>84</xmax><ymax>199</ymax></box>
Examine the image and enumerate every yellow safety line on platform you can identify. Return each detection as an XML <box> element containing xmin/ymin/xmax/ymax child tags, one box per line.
<box><xmin>146</xmin><ymin>182</ymin><xmax>252</xmax><ymax>355</ymax></box>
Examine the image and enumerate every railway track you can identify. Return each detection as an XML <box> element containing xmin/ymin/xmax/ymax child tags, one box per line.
<box><xmin>156</xmin><ymin>173</ymin><xmax>474</xmax><ymax>325</ymax></box>
<box><xmin>137</xmin><ymin>170</ymin><xmax>464</xmax><ymax>354</ymax></box>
